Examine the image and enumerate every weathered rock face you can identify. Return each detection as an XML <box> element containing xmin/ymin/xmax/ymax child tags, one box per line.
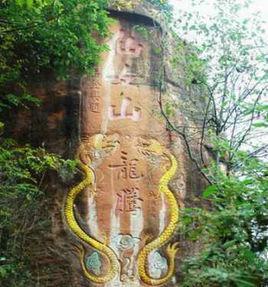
<box><xmin>68</xmin><ymin>17</ymin><xmax>185</xmax><ymax>286</ymax></box>
<box><xmin>7</xmin><ymin>7</ymin><xmax>208</xmax><ymax>287</ymax></box>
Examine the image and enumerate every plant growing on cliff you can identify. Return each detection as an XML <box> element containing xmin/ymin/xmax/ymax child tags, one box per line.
<box><xmin>0</xmin><ymin>0</ymin><xmax>112</xmax><ymax>131</ymax></box>
<box><xmin>110</xmin><ymin>0</ymin><xmax>173</xmax><ymax>19</ymax></box>
<box><xmin>0</xmin><ymin>0</ymin><xmax>110</xmax><ymax>79</ymax></box>
<box><xmin>156</xmin><ymin>0</ymin><xmax>268</xmax><ymax>285</ymax></box>
<box><xmin>0</xmin><ymin>0</ymin><xmax>110</xmax><ymax>285</ymax></box>
<box><xmin>160</xmin><ymin>0</ymin><xmax>268</xmax><ymax>179</ymax></box>
<box><xmin>0</xmin><ymin>140</ymin><xmax>77</xmax><ymax>285</ymax></box>
<box><xmin>180</xmin><ymin>148</ymin><xmax>268</xmax><ymax>286</ymax></box>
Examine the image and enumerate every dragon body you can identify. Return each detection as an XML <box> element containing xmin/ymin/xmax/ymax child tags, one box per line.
<box><xmin>137</xmin><ymin>140</ymin><xmax>179</xmax><ymax>286</ymax></box>
<box><xmin>64</xmin><ymin>136</ymin><xmax>179</xmax><ymax>286</ymax></box>
<box><xmin>64</xmin><ymin>139</ymin><xmax>120</xmax><ymax>284</ymax></box>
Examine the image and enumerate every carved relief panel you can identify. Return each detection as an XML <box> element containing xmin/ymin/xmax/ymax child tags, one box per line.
<box><xmin>64</xmin><ymin>19</ymin><xmax>180</xmax><ymax>287</ymax></box>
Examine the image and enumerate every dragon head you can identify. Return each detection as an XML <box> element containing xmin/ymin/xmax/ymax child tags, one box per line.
<box><xmin>137</xmin><ymin>138</ymin><xmax>165</xmax><ymax>156</ymax></box>
<box><xmin>76</xmin><ymin>134</ymin><xmax>120</xmax><ymax>165</ymax></box>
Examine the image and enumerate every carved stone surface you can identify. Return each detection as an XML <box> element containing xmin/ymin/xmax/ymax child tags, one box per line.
<box><xmin>64</xmin><ymin>19</ymin><xmax>183</xmax><ymax>286</ymax></box>
<box><xmin>7</xmin><ymin>8</ymin><xmax>209</xmax><ymax>287</ymax></box>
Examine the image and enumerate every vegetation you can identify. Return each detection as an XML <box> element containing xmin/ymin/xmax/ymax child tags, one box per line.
<box><xmin>181</xmin><ymin>150</ymin><xmax>268</xmax><ymax>286</ymax></box>
<box><xmin>0</xmin><ymin>0</ymin><xmax>172</xmax><ymax>285</ymax></box>
<box><xmin>0</xmin><ymin>0</ymin><xmax>267</xmax><ymax>286</ymax></box>
<box><xmin>158</xmin><ymin>0</ymin><xmax>268</xmax><ymax>286</ymax></box>
<box><xmin>0</xmin><ymin>0</ymin><xmax>110</xmax><ymax>285</ymax></box>
<box><xmin>0</xmin><ymin>0</ymin><xmax>111</xmax><ymax>117</ymax></box>
<box><xmin>110</xmin><ymin>0</ymin><xmax>173</xmax><ymax>18</ymax></box>
<box><xmin>0</xmin><ymin>140</ymin><xmax>76</xmax><ymax>285</ymax></box>
<box><xmin>162</xmin><ymin>0</ymin><xmax>268</xmax><ymax>180</ymax></box>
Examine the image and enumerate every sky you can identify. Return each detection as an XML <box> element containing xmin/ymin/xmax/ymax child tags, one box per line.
<box><xmin>169</xmin><ymin>0</ymin><xmax>268</xmax><ymax>38</ymax></box>
<box><xmin>168</xmin><ymin>0</ymin><xmax>268</xmax><ymax>155</ymax></box>
<box><xmin>169</xmin><ymin>0</ymin><xmax>268</xmax><ymax>18</ymax></box>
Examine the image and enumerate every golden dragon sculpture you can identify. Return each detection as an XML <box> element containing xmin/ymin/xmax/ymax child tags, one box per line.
<box><xmin>137</xmin><ymin>139</ymin><xmax>180</xmax><ymax>286</ymax></box>
<box><xmin>64</xmin><ymin>134</ymin><xmax>120</xmax><ymax>284</ymax></box>
<box><xmin>64</xmin><ymin>135</ymin><xmax>179</xmax><ymax>285</ymax></box>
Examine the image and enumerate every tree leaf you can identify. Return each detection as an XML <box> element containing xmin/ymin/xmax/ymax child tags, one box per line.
<box><xmin>203</xmin><ymin>185</ymin><xmax>217</xmax><ymax>198</ymax></box>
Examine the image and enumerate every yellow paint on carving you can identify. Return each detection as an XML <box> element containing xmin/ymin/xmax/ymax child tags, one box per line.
<box><xmin>64</xmin><ymin>135</ymin><xmax>119</xmax><ymax>284</ymax></box>
<box><xmin>137</xmin><ymin>139</ymin><xmax>179</xmax><ymax>286</ymax></box>
<box><xmin>94</xmin><ymin>134</ymin><xmax>104</xmax><ymax>149</ymax></box>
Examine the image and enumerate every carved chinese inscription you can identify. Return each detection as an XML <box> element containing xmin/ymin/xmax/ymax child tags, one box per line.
<box><xmin>108</xmin><ymin>151</ymin><xmax>144</xmax><ymax>180</ymax></box>
<box><xmin>116</xmin><ymin>187</ymin><xmax>143</xmax><ymax>214</ymax></box>
<box><xmin>65</xmin><ymin>133</ymin><xmax>180</xmax><ymax>286</ymax></box>
<box><xmin>106</xmin><ymin>26</ymin><xmax>148</xmax><ymax>86</ymax></box>
<box><xmin>88</xmin><ymin>74</ymin><xmax>101</xmax><ymax>114</ymax></box>
<box><xmin>116</xmin><ymin>28</ymin><xmax>144</xmax><ymax>57</ymax></box>
<box><xmin>108</xmin><ymin>97</ymin><xmax>141</xmax><ymax>122</ymax></box>
<box><xmin>88</xmin><ymin>90</ymin><xmax>101</xmax><ymax>113</ymax></box>
<box><xmin>64</xmin><ymin>19</ymin><xmax>180</xmax><ymax>287</ymax></box>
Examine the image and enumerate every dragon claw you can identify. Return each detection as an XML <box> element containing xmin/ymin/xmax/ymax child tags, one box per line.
<box><xmin>166</xmin><ymin>242</ymin><xmax>179</xmax><ymax>255</ymax></box>
<box><xmin>172</xmin><ymin>242</ymin><xmax>180</xmax><ymax>249</ymax></box>
<box><xmin>91</xmin><ymin>189</ymin><xmax>97</xmax><ymax>198</ymax></box>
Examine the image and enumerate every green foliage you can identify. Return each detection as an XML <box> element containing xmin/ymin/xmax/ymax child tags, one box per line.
<box><xmin>110</xmin><ymin>0</ymin><xmax>173</xmax><ymax>19</ymax></box>
<box><xmin>0</xmin><ymin>0</ymin><xmax>111</xmax><ymax>122</ymax></box>
<box><xmin>0</xmin><ymin>138</ymin><xmax>77</xmax><ymax>285</ymax></box>
<box><xmin>164</xmin><ymin>101</ymin><xmax>176</xmax><ymax>117</ymax></box>
<box><xmin>172</xmin><ymin>0</ymin><xmax>268</xmax><ymax>154</ymax></box>
<box><xmin>0</xmin><ymin>0</ymin><xmax>110</xmax><ymax>81</ymax></box>
<box><xmin>167</xmin><ymin>1</ymin><xmax>268</xmax><ymax>285</ymax></box>
<box><xmin>0</xmin><ymin>0</ymin><xmax>108</xmax><ymax>285</ymax></box>
<box><xmin>109</xmin><ymin>0</ymin><xmax>134</xmax><ymax>10</ymax></box>
<box><xmin>172</xmin><ymin>41</ymin><xmax>208</xmax><ymax>86</ymax></box>
<box><xmin>133</xmin><ymin>25</ymin><xmax>150</xmax><ymax>40</ymax></box>
<box><xmin>180</xmin><ymin>143</ymin><xmax>268</xmax><ymax>286</ymax></box>
<box><xmin>146</xmin><ymin>0</ymin><xmax>173</xmax><ymax>18</ymax></box>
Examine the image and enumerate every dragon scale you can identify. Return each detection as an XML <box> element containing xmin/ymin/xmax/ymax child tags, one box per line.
<box><xmin>138</xmin><ymin>142</ymin><xmax>179</xmax><ymax>286</ymax></box>
<box><xmin>64</xmin><ymin>143</ymin><xmax>119</xmax><ymax>284</ymax></box>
